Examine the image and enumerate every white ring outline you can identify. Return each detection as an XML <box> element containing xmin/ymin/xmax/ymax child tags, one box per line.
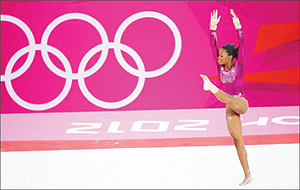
<box><xmin>41</xmin><ymin>13</ymin><xmax>109</xmax><ymax>79</ymax></box>
<box><xmin>4</xmin><ymin>44</ymin><xmax>73</xmax><ymax>111</ymax></box>
<box><xmin>1</xmin><ymin>11</ymin><xmax>182</xmax><ymax>110</ymax></box>
<box><xmin>1</xmin><ymin>15</ymin><xmax>36</xmax><ymax>82</ymax></box>
<box><xmin>78</xmin><ymin>42</ymin><xmax>146</xmax><ymax>109</ymax></box>
<box><xmin>114</xmin><ymin>11</ymin><xmax>182</xmax><ymax>78</ymax></box>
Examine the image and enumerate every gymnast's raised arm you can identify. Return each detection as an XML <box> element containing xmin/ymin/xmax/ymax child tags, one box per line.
<box><xmin>231</xmin><ymin>9</ymin><xmax>245</xmax><ymax>68</ymax></box>
<box><xmin>209</xmin><ymin>9</ymin><xmax>221</xmax><ymax>65</ymax></box>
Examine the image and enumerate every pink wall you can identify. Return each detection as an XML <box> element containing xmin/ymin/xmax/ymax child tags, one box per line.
<box><xmin>1</xmin><ymin>1</ymin><xmax>299</xmax><ymax>114</ymax></box>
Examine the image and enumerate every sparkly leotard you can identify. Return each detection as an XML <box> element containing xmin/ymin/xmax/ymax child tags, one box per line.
<box><xmin>210</xmin><ymin>29</ymin><xmax>245</xmax><ymax>96</ymax></box>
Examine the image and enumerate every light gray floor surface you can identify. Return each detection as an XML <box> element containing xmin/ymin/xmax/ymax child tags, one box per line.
<box><xmin>1</xmin><ymin>143</ymin><xmax>299</xmax><ymax>189</ymax></box>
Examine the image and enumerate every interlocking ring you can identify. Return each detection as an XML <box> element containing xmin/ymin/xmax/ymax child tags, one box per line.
<box><xmin>114</xmin><ymin>11</ymin><xmax>182</xmax><ymax>78</ymax></box>
<box><xmin>4</xmin><ymin>44</ymin><xmax>73</xmax><ymax>110</ymax></box>
<box><xmin>1</xmin><ymin>15</ymin><xmax>36</xmax><ymax>82</ymax></box>
<box><xmin>1</xmin><ymin>11</ymin><xmax>182</xmax><ymax>110</ymax></box>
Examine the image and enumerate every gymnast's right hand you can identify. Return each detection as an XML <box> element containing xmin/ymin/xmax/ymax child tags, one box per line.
<box><xmin>210</xmin><ymin>9</ymin><xmax>221</xmax><ymax>30</ymax></box>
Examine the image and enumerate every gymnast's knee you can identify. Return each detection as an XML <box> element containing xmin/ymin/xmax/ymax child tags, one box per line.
<box><xmin>228</xmin><ymin>96</ymin><xmax>248</xmax><ymax>114</ymax></box>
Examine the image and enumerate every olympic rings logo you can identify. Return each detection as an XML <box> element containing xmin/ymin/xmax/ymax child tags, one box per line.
<box><xmin>1</xmin><ymin>11</ymin><xmax>182</xmax><ymax>110</ymax></box>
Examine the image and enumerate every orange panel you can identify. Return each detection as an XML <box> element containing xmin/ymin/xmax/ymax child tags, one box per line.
<box><xmin>254</xmin><ymin>22</ymin><xmax>299</xmax><ymax>54</ymax></box>
<box><xmin>209</xmin><ymin>68</ymin><xmax>299</xmax><ymax>85</ymax></box>
<box><xmin>244</xmin><ymin>68</ymin><xmax>299</xmax><ymax>85</ymax></box>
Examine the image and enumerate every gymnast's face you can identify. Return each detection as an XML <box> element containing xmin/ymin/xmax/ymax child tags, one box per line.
<box><xmin>218</xmin><ymin>48</ymin><xmax>233</xmax><ymax>65</ymax></box>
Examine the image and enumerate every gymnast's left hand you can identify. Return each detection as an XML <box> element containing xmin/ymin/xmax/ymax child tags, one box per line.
<box><xmin>230</xmin><ymin>9</ymin><xmax>242</xmax><ymax>29</ymax></box>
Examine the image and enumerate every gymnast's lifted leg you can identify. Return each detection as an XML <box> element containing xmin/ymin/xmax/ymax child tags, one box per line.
<box><xmin>200</xmin><ymin>9</ymin><xmax>253</xmax><ymax>185</ymax></box>
<box><xmin>200</xmin><ymin>74</ymin><xmax>252</xmax><ymax>186</ymax></box>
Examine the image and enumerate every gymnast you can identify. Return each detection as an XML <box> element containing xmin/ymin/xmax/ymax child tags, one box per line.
<box><xmin>200</xmin><ymin>9</ymin><xmax>253</xmax><ymax>186</ymax></box>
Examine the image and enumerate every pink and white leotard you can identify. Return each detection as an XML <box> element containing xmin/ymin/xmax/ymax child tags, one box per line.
<box><xmin>210</xmin><ymin>29</ymin><xmax>245</xmax><ymax>96</ymax></box>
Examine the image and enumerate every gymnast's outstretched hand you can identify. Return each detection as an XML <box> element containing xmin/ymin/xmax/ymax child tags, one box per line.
<box><xmin>210</xmin><ymin>9</ymin><xmax>221</xmax><ymax>30</ymax></box>
<box><xmin>230</xmin><ymin>9</ymin><xmax>242</xmax><ymax>29</ymax></box>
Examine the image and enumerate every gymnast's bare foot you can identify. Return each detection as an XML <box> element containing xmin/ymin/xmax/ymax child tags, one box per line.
<box><xmin>239</xmin><ymin>176</ymin><xmax>253</xmax><ymax>186</ymax></box>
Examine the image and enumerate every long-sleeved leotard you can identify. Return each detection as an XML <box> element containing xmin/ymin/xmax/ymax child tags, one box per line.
<box><xmin>210</xmin><ymin>29</ymin><xmax>245</xmax><ymax>96</ymax></box>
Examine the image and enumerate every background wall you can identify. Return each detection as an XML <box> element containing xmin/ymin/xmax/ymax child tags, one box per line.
<box><xmin>1</xmin><ymin>1</ymin><xmax>299</xmax><ymax>113</ymax></box>
<box><xmin>1</xmin><ymin>1</ymin><xmax>299</xmax><ymax>152</ymax></box>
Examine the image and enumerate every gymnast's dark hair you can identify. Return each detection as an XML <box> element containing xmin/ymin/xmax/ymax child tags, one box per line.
<box><xmin>221</xmin><ymin>43</ymin><xmax>239</xmax><ymax>59</ymax></box>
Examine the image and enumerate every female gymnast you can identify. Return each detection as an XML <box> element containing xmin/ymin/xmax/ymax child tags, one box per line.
<box><xmin>200</xmin><ymin>9</ymin><xmax>253</xmax><ymax>186</ymax></box>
